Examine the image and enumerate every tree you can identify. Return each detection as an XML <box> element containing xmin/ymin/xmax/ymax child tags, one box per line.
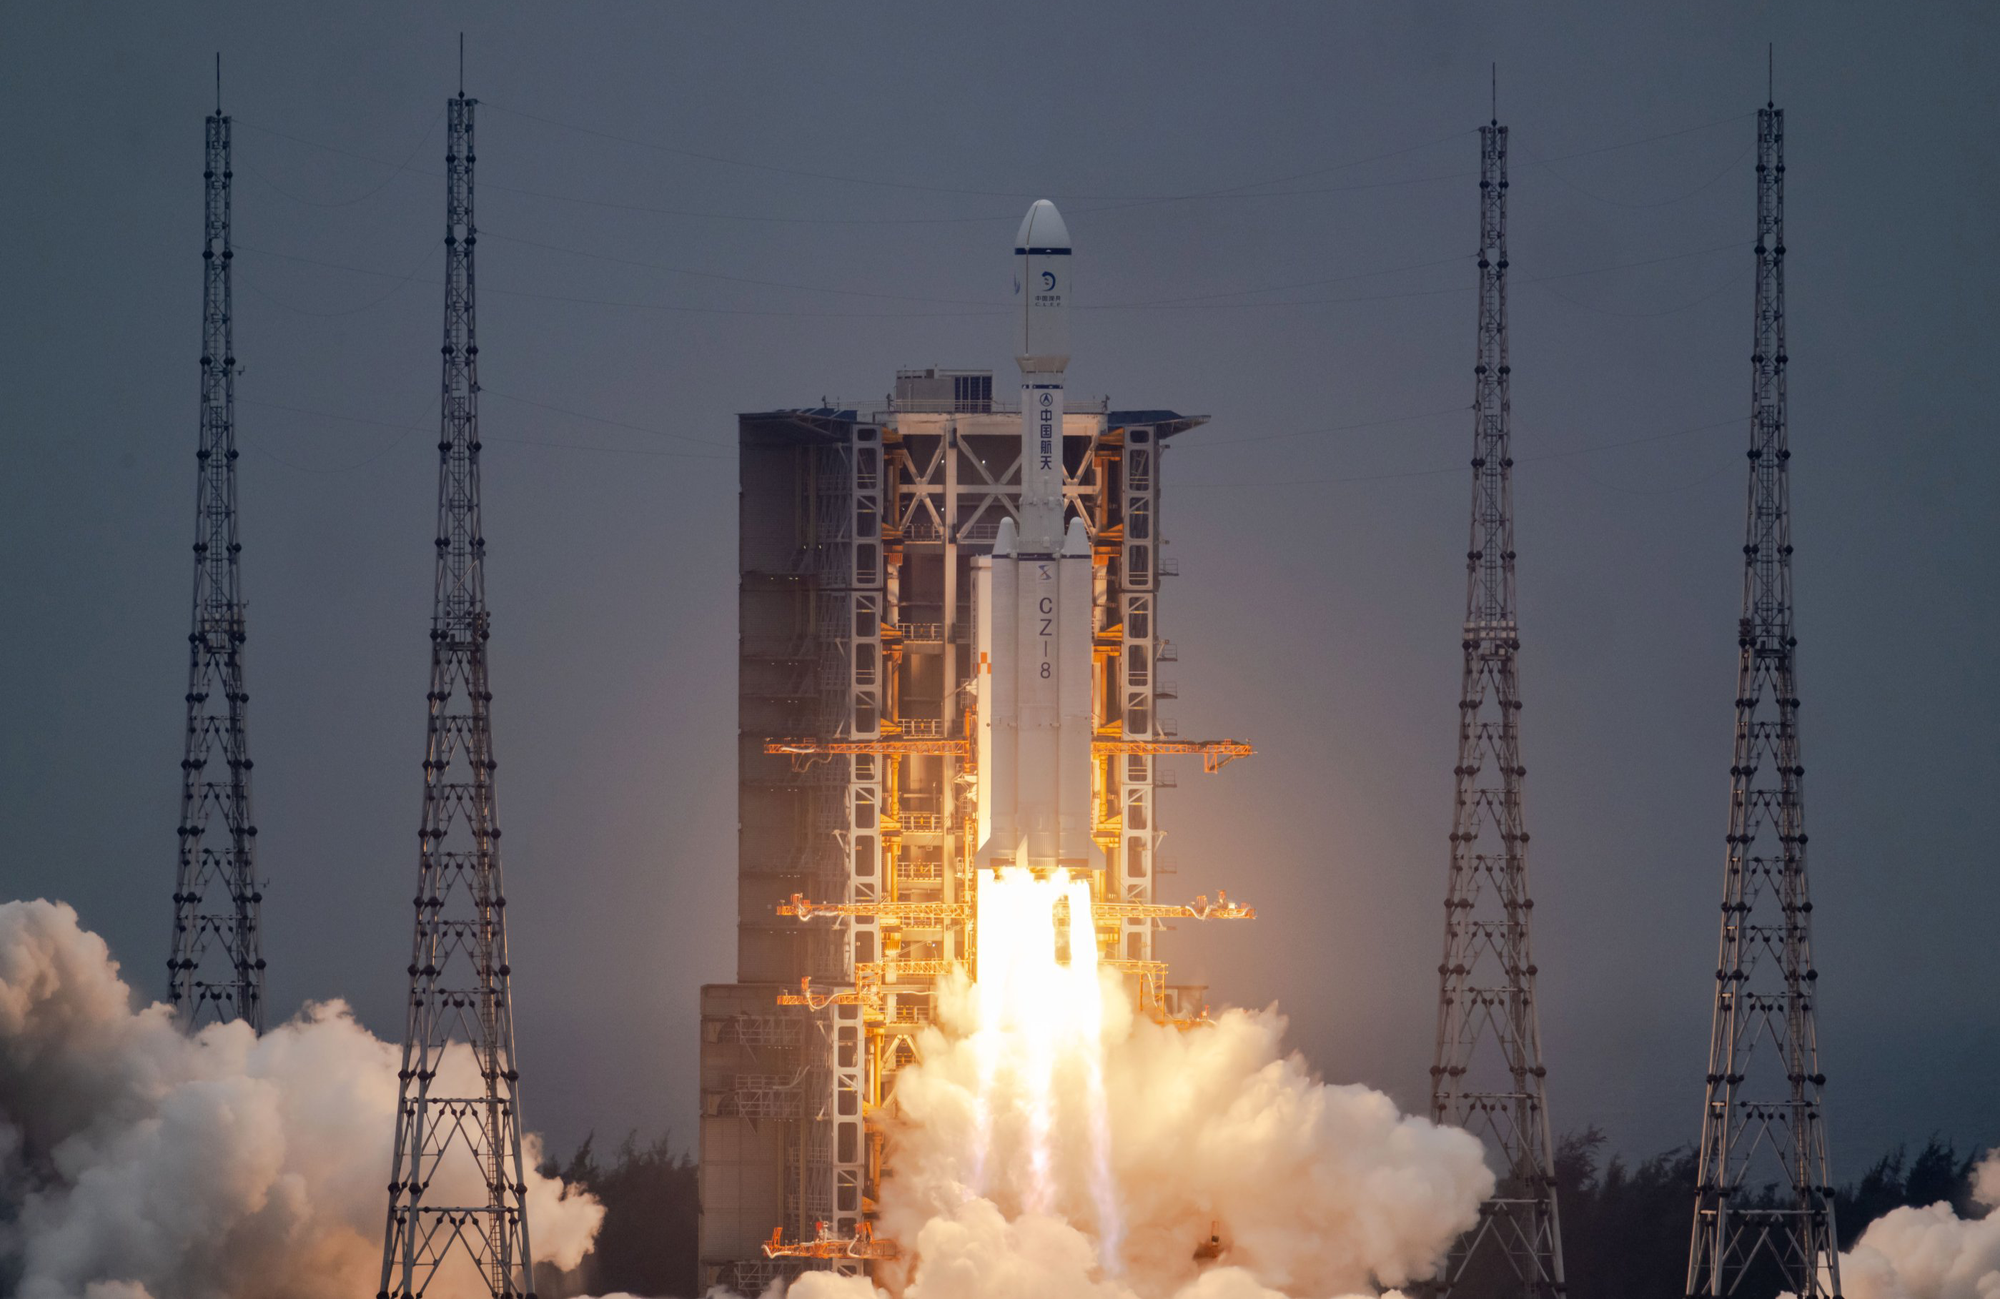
<box><xmin>537</xmin><ymin>1131</ymin><xmax>700</xmax><ymax>1299</ymax></box>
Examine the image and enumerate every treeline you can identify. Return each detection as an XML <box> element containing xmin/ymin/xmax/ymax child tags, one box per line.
<box><xmin>535</xmin><ymin>1131</ymin><xmax>700</xmax><ymax>1299</ymax></box>
<box><xmin>1461</xmin><ymin>1131</ymin><xmax>1987</xmax><ymax>1299</ymax></box>
<box><xmin>533</xmin><ymin>1129</ymin><xmax>1985</xmax><ymax>1299</ymax></box>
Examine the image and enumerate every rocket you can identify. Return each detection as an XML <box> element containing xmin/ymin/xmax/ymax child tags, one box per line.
<box><xmin>974</xmin><ymin>200</ymin><xmax>1105</xmax><ymax>878</ymax></box>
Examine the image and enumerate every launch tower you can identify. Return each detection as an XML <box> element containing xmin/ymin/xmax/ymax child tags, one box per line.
<box><xmin>169</xmin><ymin>61</ymin><xmax>265</xmax><ymax>1033</ymax></box>
<box><xmin>1685</xmin><ymin>99</ymin><xmax>1841</xmax><ymax>1299</ymax></box>
<box><xmin>708</xmin><ymin>384</ymin><xmax>1227</xmax><ymax>1292</ymax></box>
<box><xmin>378</xmin><ymin>91</ymin><xmax>540</xmax><ymax>1299</ymax></box>
<box><xmin>1422</xmin><ymin>116</ymin><xmax>1567</xmax><ymax>1296</ymax></box>
<box><xmin>701</xmin><ymin>207</ymin><xmax>1253</xmax><ymax>1290</ymax></box>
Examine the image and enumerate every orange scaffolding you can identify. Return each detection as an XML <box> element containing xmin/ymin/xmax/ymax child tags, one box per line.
<box><xmin>763</xmin><ymin>1221</ymin><xmax>900</xmax><ymax>1261</ymax></box>
<box><xmin>765</xmin><ymin>735</ymin><xmax>1254</xmax><ymax>773</ymax></box>
<box><xmin>777</xmin><ymin>891</ymin><xmax>1254</xmax><ymax>925</ymax></box>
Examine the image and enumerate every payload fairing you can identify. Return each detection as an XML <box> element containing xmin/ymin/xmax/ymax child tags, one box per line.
<box><xmin>974</xmin><ymin>200</ymin><xmax>1106</xmax><ymax>878</ymax></box>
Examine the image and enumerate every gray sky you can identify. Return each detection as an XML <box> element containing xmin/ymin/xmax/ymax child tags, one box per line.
<box><xmin>2</xmin><ymin>2</ymin><xmax>1994</xmax><ymax>1168</ymax></box>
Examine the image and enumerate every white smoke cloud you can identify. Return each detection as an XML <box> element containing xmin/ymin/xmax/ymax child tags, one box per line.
<box><xmin>1839</xmin><ymin>1149</ymin><xmax>2000</xmax><ymax>1299</ymax></box>
<box><xmin>0</xmin><ymin>898</ymin><xmax>603</xmax><ymax>1299</ymax></box>
<box><xmin>779</xmin><ymin>973</ymin><xmax>1491</xmax><ymax>1299</ymax></box>
<box><xmin>0</xmin><ymin>899</ymin><xmax>1492</xmax><ymax>1299</ymax></box>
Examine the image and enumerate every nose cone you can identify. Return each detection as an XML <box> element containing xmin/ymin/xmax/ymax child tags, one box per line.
<box><xmin>1015</xmin><ymin>199</ymin><xmax>1072</xmax><ymax>254</ymax></box>
<box><xmin>1014</xmin><ymin>200</ymin><xmax>1071</xmax><ymax>373</ymax></box>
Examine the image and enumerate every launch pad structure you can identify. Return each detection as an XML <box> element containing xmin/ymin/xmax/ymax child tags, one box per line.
<box><xmin>699</xmin><ymin>369</ymin><xmax>1231</xmax><ymax>1292</ymax></box>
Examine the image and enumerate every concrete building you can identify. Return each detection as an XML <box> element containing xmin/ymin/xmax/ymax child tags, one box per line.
<box><xmin>698</xmin><ymin>368</ymin><xmax>1206</xmax><ymax>1292</ymax></box>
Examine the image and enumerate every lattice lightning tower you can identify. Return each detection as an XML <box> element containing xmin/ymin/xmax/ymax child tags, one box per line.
<box><xmin>1686</xmin><ymin>100</ymin><xmax>1841</xmax><ymax>1299</ymax></box>
<box><xmin>169</xmin><ymin>64</ymin><xmax>265</xmax><ymax>1033</ymax></box>
<box><xmin>1423</xmin><ymin>117</ymin><xmax>1566</xmax><ymax>1298</ymax></box>
<box><xmin>379</xmin><ymin>91</ymin><xmax>539</xmax><ymax>1299</ymax></box>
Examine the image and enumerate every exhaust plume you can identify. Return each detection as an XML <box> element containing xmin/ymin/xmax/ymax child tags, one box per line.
<box><xmin>785</xmin><ymin>969</ymin><xmax>1493</xmax><ymax>1299</ymax></box>
<box><xmin>1838</xmin><ymin>1148</ymin><xmax>2000</xmax><ymax>1299</ymax></box>
<box><xmin>0</xmin><ymin>898</ymin><xmax>603</xmax><ymax>1299</ymax></box>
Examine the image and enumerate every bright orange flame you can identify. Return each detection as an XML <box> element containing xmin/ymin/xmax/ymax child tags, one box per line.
<box><xmin>969</xmin><ymin>866</ymin><xmax>1121</xmax><ymax>1268</ymax></box>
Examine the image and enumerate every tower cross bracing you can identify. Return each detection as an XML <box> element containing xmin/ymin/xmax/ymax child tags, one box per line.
<box><xmin>1424</xmin><ymin>118</ymin><xmax>1566</xmax><ymax>1298</ymax></box>
<box><xmin>169</xmin><ymin>82</ymin><xmax>266</xmax><ymax>1033</ymax></box>
<box><xmin>379</xmin><ymin>92</ymin><xmax>539</xmax><ymax>1299</ymax></box>
<box><xmin>1685</xmin><ymin>102</ymin><xmax>1841</xmax><ymax>1299</ymax></box>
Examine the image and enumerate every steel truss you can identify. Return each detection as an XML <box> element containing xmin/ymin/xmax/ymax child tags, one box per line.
<box><xmin>1424</xmin><ymin>119</ymin><xmax>1567</xmax><ymax>1298</ymax></box>
<box><xmin>379</xmin><ymin>94</ymin><xmax>538</xmax><ymax>1299</ymax></box>
<box><xmin>708</xmin><ymin>395</ymin><xmax>1226</xmax><ymax>1287</ymax></box>
<box><xmin>169</xmin><ymin>81</ymin><xmax>265</xmax><ymax>1033</ymax></box>
<box><xmin>1686</xmin><ymin>103</ymin><xmax>1841</xmax><ymax>1299</ymax></box>
<box><xmin>765</xmin><ymin>735</ymin><xmax>1251</xmax><ymax>773</ymax></box>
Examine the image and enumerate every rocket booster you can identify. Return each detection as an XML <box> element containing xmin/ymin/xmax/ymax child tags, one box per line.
<box><xmin>975</xmin><ymin>201</ymin><xmax>1103</xmax><ymax>877</ymax></box>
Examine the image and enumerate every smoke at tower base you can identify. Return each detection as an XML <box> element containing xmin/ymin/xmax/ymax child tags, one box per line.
<box><xmin>1828</xmin><ymin>1150</ymin><xmax>2000</xmax><ymax>1299</ymax></box>
<box><xmin>780</xmin><ymin>957</ymin><xmax>1496</xmax><ymax>1299</ymax></box>
<box><xmin>0</xmin><ymin>898</ymin><xmax>604</xmax><ymax>1299</ymax></box>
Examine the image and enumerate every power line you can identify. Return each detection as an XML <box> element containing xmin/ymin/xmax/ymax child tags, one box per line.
<box><xmin>476</xmin><ymin>99</ymin><xmax>1755</xmax><ymax>208</ymax></box>
<box><xmin>1173</xmin><ymin>404</ymin><xmax>1466</xmax><ymax>450</ymax></box>
<box><xmin>239</xmin><ymin>391</ymin><xmax>730</xmax><ymax>459</ymax></box>
<box><xmin>482</xmin><ymin>100</ymin><xmax>1474</xmax><ymax>203</ymax></box>
<box><xmin>1522</xmin><ymin>264</ymin><xmax>1747</xmax><ymax>318</ymax></box>
<box><xmin>234</xmin><ymin>107</ymin><xmax>1754</xmax><ymax>231</ymax></box>
<box><xmin>1525</xmin><ymin>238</ymin><xmax>1745</xmax><ymax>282</ymax></box>
<box><xmin>235</xmin><ymin>232</ymin><xmax>1750</xmax><ymax>322</ymax></box>
<box><xmin>1521</xmin><ymin>140</ymin><xmax>1754</xmax><ymax>211</ymax></box>
<box><xmin>237</xmin><ymin>244</ymin><xmax>441</xmax><ymax>317</ymax></box>
<box><xmin>480</xmin><ymin>229</ymin><xmax>999</xmax><ymax>306</ymax></box>
<box><xmin>481</xmin><ymin>386</ymin><xmax>729</xmax><ymax>450</ymax></box>
<box><xmin>1090</xmin><ymin>253</ymin><xmax>1473</xmax><ymax>310</ymax></box>
<box><xmin>1176</xmin><ymin>414</ymin><xmax>1742</xmax><ymax>489</ymax></box>
<box><xmin>234</xmin><ymin>108</ymin><xmax>444</xmax><ymax>210</ymax></box>
<box><xmin>245</xmin><ymin>399</ymin><xmax>437</xmax><ymax>473</ymax></box>
<box><xmin>233</xmin><ymin>243</ymin><xmax>1006</xmax><ymax>318</ymax></box>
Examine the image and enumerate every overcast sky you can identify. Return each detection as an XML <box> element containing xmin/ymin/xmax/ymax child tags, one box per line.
<box><xmin>2</xmin><ymin>2</ymin><xmax>1994</xmax><ymax>1169</ymax></box>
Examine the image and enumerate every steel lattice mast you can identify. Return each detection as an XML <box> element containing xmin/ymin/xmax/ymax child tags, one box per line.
<box><xmin>379</xmin><ymin>90</ymin><xmax>538</xmax><ymax>1299</ymax></box>
<box><xmin>1686</xmin><ymin>100</ymin><xmax>1840</xmax><ymax>1299</ymax></box>
<box><xmin>1423</xmin><ymin>116</ymin><xmax>1565</xmax><ymax>1299</ymax></box>
<box><xmin>169</xmin><ymin>62</ymin><xmax>265</xmax><ymax>1033</ymax></box>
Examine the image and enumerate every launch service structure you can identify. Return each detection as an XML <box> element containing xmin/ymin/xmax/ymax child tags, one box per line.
<box><xmin>700</xmin><ymin>202</ymin><xmax>1252</xmax><ymax>1291</ymax></box>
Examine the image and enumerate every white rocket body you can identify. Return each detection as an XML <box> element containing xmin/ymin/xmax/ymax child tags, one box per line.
<box><xmin>976</xmin><ymin>201</ymin><xmax>1103</xmax><ymax>877</ymax></box>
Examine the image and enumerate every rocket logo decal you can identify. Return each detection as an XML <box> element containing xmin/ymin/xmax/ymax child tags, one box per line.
<box><xmin>1041</xmin><ymin>270</ymin><xmax>1057</xmax><ymax>292</ymax></box>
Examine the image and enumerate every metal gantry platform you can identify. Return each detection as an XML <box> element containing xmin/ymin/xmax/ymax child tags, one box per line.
<box><xmin>703</xmin><ymin>383</ymin><xmax>1233</xmax><ymax>1289</ymax></box>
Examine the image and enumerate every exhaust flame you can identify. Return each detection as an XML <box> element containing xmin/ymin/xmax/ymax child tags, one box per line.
<box><xmin>968</xmin><ymin>867</ymin><xmax>1120</xmax><ymax>1266</ymax></box>
<box><xmin>798</xmin><ymin>869</ymin><xmax>1501</xmax><ymax>1299</ymax></box>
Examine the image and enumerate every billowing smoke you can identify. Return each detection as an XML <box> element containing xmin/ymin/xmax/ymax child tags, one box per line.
<box><xmin>785</xmin><ymin>968</ymin><xmax>1494</xmax><ymax>1299</ymax></box>
<box><xmin>1839</xmin><ymin>1148</ymin><xmax>2000</xmax><ymax>1299</ymax></box>
<box><xmin>0</xmin><ymin>896</ymin><xmax>1492</xmax><ymax>1299</ymax></box>
<box><xmin>0</xmin><ymin>898</ymin><xmax>604</xmax><ymax>1299</ymax></box>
